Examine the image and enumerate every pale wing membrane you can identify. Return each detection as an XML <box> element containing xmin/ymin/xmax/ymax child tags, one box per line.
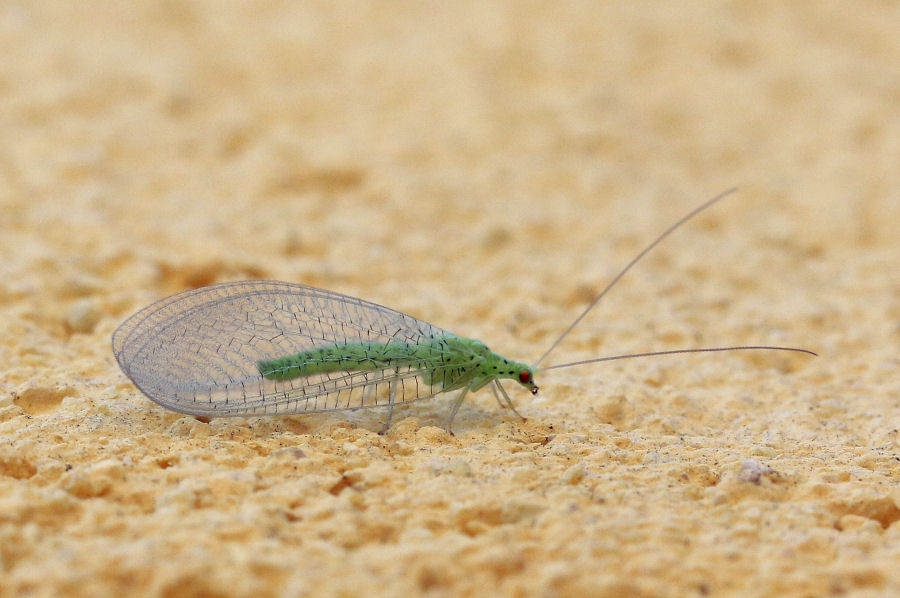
<box><xmin>112</xmin><ymin>280</ymin><xmax>455</xmax><ymax>417</ymax></box>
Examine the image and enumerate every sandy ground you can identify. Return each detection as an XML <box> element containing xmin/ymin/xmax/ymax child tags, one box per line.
<box><xmin>2</xmin><ymin>2</ymin><xmax>899</xmax><ymax>597</ymax></box>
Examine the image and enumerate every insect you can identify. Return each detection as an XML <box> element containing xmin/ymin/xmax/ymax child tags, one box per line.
<box><xmin>112</xmin><ymin>189</ymin><xmax>815</xmax><ymax>432</ymax></box>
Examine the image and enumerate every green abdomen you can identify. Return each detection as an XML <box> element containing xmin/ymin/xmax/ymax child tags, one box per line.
<box><xmin>258</xmin><ymin>339</ymin><xmax>443</xmax><ymax>381</ymax></box>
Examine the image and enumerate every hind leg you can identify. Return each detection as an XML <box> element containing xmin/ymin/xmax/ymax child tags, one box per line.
<box><xmin>379</xmin><ymin>381</ymin><xmax>398</xmax><ymax>435</ymax></box>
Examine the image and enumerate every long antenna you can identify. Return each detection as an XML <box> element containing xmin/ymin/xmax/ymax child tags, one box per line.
<box><xmin>534</xmin><ymin>187</ymin><xmax>739</xmax><ymax>366</ymax></box>
<box><xmin>542</xmin><ymin>345</ymin><xmax>817</xmax><ymax>371</ymax></box>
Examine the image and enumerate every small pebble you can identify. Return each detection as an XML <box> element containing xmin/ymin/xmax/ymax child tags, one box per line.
<box><xmin>66</xmin><ymin>298</ymin><xmax>103</xmax><ymax>333</ymax></box>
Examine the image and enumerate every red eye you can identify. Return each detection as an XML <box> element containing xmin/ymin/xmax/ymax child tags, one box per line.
<box><xmin>519</xmin><ymin>371</ymin><xmax>531</xmax><ymax>384</ymax></box>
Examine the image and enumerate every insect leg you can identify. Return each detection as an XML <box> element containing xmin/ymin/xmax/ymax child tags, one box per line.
<box><xmin>362</xmin><ymin>382</ymin><xmax>375</xmax><ymax>406</ymax></box>
<box><xmin>445</xmin><ymin>386</ymin><xmax>470</xmax><ymax>435</ymax></box>
<box><xmin>379</xmin><ymin>381</ymin><xmax>398</xmax><ymax>435</ymax></box>
<box><xmin>493</xmin><ymin>380</ymin><xmax>526</xmax><ymax>421</ymax></box>
<box><xmin>489</xmin><ymin>381</ymin><xmax>506</xmax><ymax>409</ymax></box>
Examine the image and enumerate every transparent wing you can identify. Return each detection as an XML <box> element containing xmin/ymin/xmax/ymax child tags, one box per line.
<box><xmin>112</xmin><ymin>280</ymin><xmax>455</xmax><ymax>417</ymax></box>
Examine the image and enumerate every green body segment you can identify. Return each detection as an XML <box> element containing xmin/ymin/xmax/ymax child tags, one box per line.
<box><xmin>257</xmin><ymin>334</ymin><xmax>536</xmax><ymax>392</ymax></box>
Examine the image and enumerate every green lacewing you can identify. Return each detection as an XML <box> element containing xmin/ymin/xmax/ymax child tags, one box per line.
<box><xmin>112</xmin><ymin>189</ymin><xmax>815</xmax><ymax>431</ymax></box>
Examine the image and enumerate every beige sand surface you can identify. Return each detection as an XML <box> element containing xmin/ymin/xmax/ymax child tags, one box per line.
<box><xmin>2</xmin><ymin>2</ymin><xmax>899</xmax><ymax>596</ymax></box>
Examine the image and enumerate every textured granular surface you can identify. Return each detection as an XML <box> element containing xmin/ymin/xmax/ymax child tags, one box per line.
<box><xmin>2</xmin><ymin>3</ymin><xmax>899</xmax><ymax>597</ymax></box>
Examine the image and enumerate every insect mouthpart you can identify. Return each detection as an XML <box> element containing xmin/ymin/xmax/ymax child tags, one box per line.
<box><xmin>517</xmin><ymin>369</ymin><xmax>538</xmax><ymax>394</ymax></box>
